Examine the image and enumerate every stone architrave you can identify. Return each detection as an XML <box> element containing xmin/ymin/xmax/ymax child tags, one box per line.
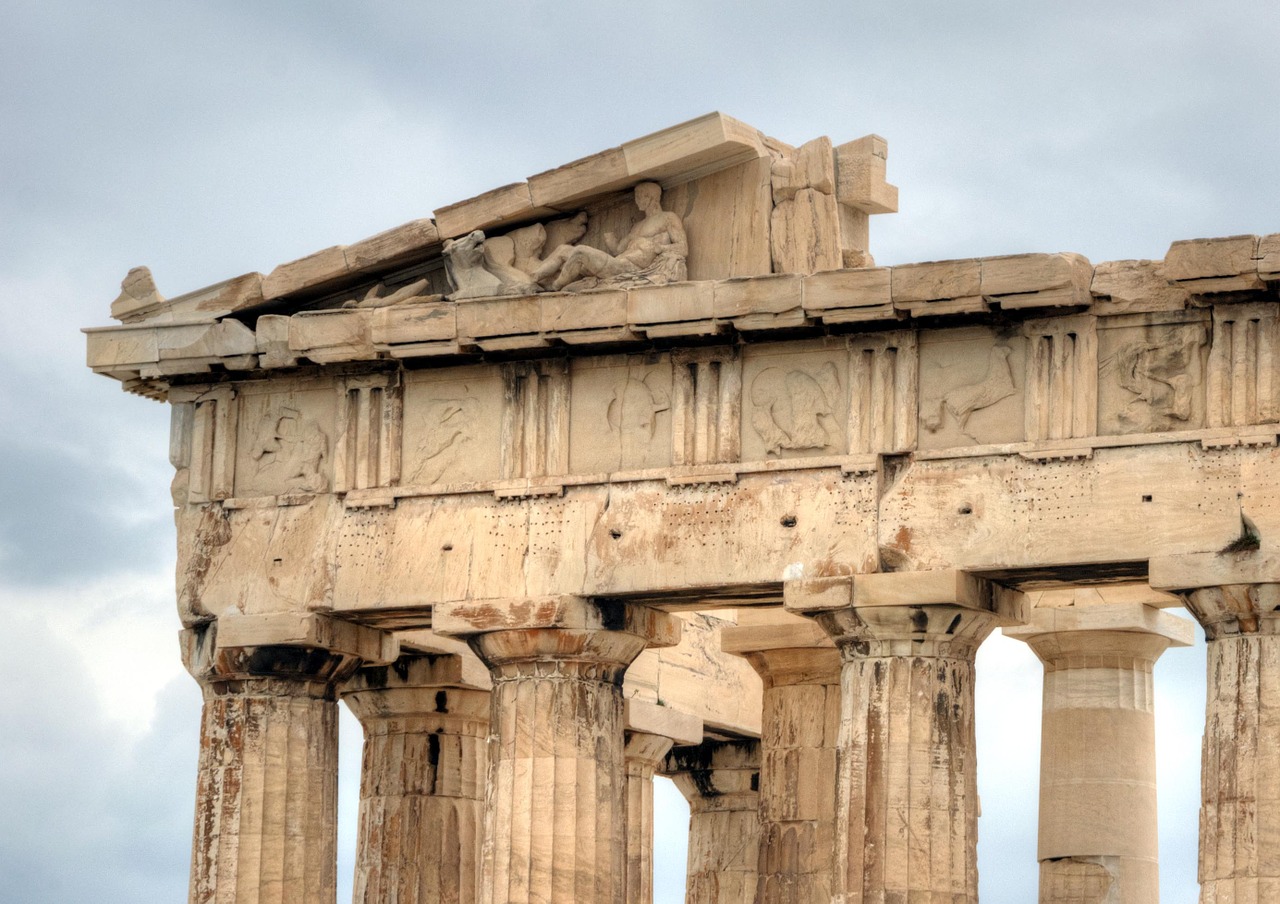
<box><xmin>663</xmin><ymin>740</ymin><xmax>762</xmax><ymax>904</ymax></box>
<box><xmin>623</xmin><ymin>700</ymin><xmax>703</xmax><ymax>904</ymax></box>
<box><xmin>721</xmin><ymin>611</ymin><xmax>842</xmax><ymax>904</ymax></box>
<box><xmin>1151</xmin><ymin>553</ymin><xmax>1280</xmax><ymax>903</ymax></box>
<box><xmin>434</xmin><ymin>596</ymin><xmax>681</xmax><ymax>904</ymax></box>
<box><xmin>181</xmin><ymin>614</ymin><xmax>397</xmax><ymax>904</ymax></box>
<box><xmin>786</xmin><ymin>571</ymin><xmax>1017</xmax><ymax>904</ymax></box>
<box><xmin>1005</xmin><ymin>599</ymin><xmax>1194</xmax><ymax>904</ymax></box>
<box><xmin>341</xmin><ymin>651</ymin><xmax>491</xmax><ymax>904</ymax></box>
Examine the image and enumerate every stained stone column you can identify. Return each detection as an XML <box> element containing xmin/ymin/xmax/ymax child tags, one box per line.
<box><xmin>624</xmin><ymin>700</ymin><xmax>703</xmax><ymax>904</ymax></box>
<box><xmin>786</xmin><ymin>570</ymin><xmax>1014</xmax><ymax>904</ymax></box>
<box><xmin>435</xmin><ymin>597</ymin><xmax>680</xmax><ymax>904</ymax></box>
<box><xmin>341</xmin><ymin>651</ymin><xmax>491</xmax><ymax>904</ymax></box>
<box><xmin>181</xmin><ymin>614</ymin><xmax>397</xmax><ymax>904</ymax></box>
<box><xmin>1151</xmin><ymin>554</ymin><xmax>1280</xmax><ymax>902</ymax></box>
<box><xmin>663</xmin><ymin>740</ymin><xmax>762</xmax><ymax>904</ymax></box>
<box><xmin>722</xmin><ymin>613</ymin><xmax>842</xmax><ymax>903</ymax></box>
<box><xmin>1006</xmin><ymin>601</ymin><xmax>1193</xmax><ymax>904</ymax></box>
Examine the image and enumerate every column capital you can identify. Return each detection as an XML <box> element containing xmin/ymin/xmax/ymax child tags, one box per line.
<box><xmin>1005</xmin><ymin>602</ymin><xmax>1194</xmax><ymax>667</ymax></box>
<box><xmin>1150</xmin><ymin>550</ymin><xmax>1280</xmax><ymax>637</ymax></box>
<box><xmin>663</xmin><ymin>740</ymin><xmax>762</xmax><ymax>811</ymax></box>
<box><xmin>435</xmin><ymin>596</ymin><xmax>682</xmax><ymax>681</ymax></box>
<box><xmin>784</xmin><ymin>569</ymin><xmax>1026</xmax><ymax>619</ymax></box>
<box><xmin>182</xmin><ymin>613</ymin><xmax>398</xmax><ymax>695</ymax></box>
<box><xmin>342</xmin><ymin>651</ymin><xmax>492</xmax><ymax>731</ymax></box>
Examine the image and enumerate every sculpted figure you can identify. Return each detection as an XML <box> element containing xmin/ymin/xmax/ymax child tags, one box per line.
<box><xmin>923</xmin><ymin>345</ymin><xmax>1017</xmax><ymax>436</ymax></box>
<box><xmin>482</xmin><ymin>235</ymin><xmax>539</xmax><ymax>296</ymax></box>
<box><xmin>533</xmin><ymin>183</ymin><xmax>687</xmax><ymax>292</ymax></box>
<box><xmin>443</xmin><ymin>230</ymin><xmax>503</xmax><ymax>300</ymax></box>
<box><xmin>508</xmin><ymin>223</ymin><xmax>549</xmax><ymax>276</ymax></box>
<box><xmin>251</xmin><ymin>406</ymin><xmax>328</xmax><ymax>493</ymax></box>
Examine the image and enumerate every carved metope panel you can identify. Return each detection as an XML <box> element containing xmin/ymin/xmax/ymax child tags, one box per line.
<box><xmin>847</xmin><ymin>330</ymin><xmax>918</xmax><ymax>454</ymax></box>
<box><xmin>672</xmin><ymin>347</ymin><xmax>742</xmax><ymax>466</ymax></box>
<box><xmin>502</xmin><ymin>360</ymin><xmax>570</xmax><ymax>479</ymax></box>
<box><xmin>171</xmin><ymin>385</ymin><xmax>238</xmax><ymax>504</ymax></box>
<box><xmin>1022</xmin><ymin>315</ymin><xmax>1098</xmax><ymax>441</ymax></box>
<box><xmin>232</xmin><ymin>378</ymin><xmax>336</xmax><ymax>498</ymax></box>
<box><xmin>1208</xmin><ymin>303</ymin><xmax>1280</xmax><ymax>428</ymax></box>
<box><xmin>1097</xmin><ymin>311</ymin><xmax>1209</xmax><ymax>435</ymax></box>
<box><xmin>333</xmin><ymin>373</ymin><xmax>402</xmax><ymax>493</ymax></box>
<box><xmin>568</xmin><ymin>354</ymin><xmax>673</xmax><ymax>474</ymax></box>
<box><xmin>918</xmin><ymin>327</ymin><xmax>1026</xmax><ymax>450</ymax></box>
<box><xmin>742</xmin><ymin>339</ymin><xmax>848</xmax><ymax>461</ymax></box>
<box><xmin>401</xmin><ymin>365</ymin><xmax>503</xmax><ymax>487</ymax></box>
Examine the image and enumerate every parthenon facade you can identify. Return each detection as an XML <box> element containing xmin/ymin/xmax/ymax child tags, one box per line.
<box><xmin>86</xmin><ymin>113</ymin><xmax>1280</xmax><ymax>904</ymax></box>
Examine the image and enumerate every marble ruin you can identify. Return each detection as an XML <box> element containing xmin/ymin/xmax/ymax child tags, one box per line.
<box><xmin>85</xmin><ymin>112</ymin><xmax>1280</xmax><ymax>903</ymax></box>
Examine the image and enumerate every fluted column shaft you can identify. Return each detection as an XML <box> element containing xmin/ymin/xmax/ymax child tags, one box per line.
<box><xmin>625</xmin><ymin>732</ymin><xmax>676</xmax><ymax>904</ymax></box>
<box><xmin>810</xmin><ymin>601</ymin><xmax>999</xmax><ymax>904</ymax></box>
<box><xmin>438</xmin><ymin>599</ymin><xmax>679</xmax><ymax>904</ymax></box>
<box><xmin>181</xmin><ymin>617</ymin><xmax>393</xmax><ymax>904</ymax></box>
<box><xmin>740</xmin><ymin>647</ymin><xmax>842</xmax><ymax>904</ymax></box>
<box><xmin>342</xmin><ymin>654</ymin><xmax>490</xmax><ymax>904</ymax></box>
<box><xmin>192</xmin><ymin>678</ymin><xmax>338</xmax><ymax>904</ymax></box>
<box><xmin>1183</xmin><ymin>584</ymin><xmax>1280</xmax><ymax>903</ymax></box>
<box><xmin>665</xmin><ymin>741</ymin><xmax>762</xmax><ymax>904</ymax></box>
<box><xmin>1009</xmin><ymin>605</ymin><xmax>1191</xmax><ymax>904</ymax></box>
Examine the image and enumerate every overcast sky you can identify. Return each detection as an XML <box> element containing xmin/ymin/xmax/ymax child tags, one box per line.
<box><xmin>2</xmin><ymin>0</ymin><xmax>1277</xmax><ymax>901</ymax></box>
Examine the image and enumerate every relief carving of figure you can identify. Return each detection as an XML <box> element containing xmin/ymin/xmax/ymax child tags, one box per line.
<box><xmin>750</xmin><ymin>363</ymin><xmax>841</xmax><ymax>455</ymax></box>
<box><xmin>532</xmin><ymin>182</ymin><xmax>687</xmax><ymax>292</ymax></box>
<box><xmin>1110</xmin><ymin>326</ymin><xmax>1206</xmax><ymax>430</ymax></box>
<box><xmin>923</xmin><ymin>345</ymin><xmax>1017</xmax><ymax>439</ymax></box>
<box><xmin>443</xmin><ymin>230</ymin><xmax>504</xmax><ymax>300</ymax></box>
<box><xmin>605</xmin><ymin>374</ymin><xmax>670</xmax><ymax>469</ymax></box>
<box><xmin>408</xmin><ymin>397</ymin><xmax>479</xmax><ymax>484</ymax></box>
<box><xmin>250</xmin><ymin>405</ymin><xmax>329</xmax><ymax>493</ymax></box>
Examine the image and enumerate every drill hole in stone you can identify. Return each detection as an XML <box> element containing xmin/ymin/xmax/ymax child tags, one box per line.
<box><xmin>1142</xmin><ymin>494</ymin><xmax>1153</xmax><ymax>502</ymax></box>
<box><xmin>958</xmin><ymin>505</ymin><xmax>973</xmax><ymax>515</ymax></box>
<box><xmin>780</xmin><ymin>515</ymin><xmax>797</xmax><ymax>528</ymax></box>
<box><xmin>609</xmin><ymin>529</ymin><xmax>623</xmax><ymax>540</ymax></box>
<box><xmin>441</xmin><ymin>543</ymin><xmax>453</xmax><ymax>552</ymax></box>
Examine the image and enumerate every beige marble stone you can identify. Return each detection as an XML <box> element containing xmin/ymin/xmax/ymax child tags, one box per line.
<box><xmin>786</xmin><ymin>572</ymin><xmax>1012</xmax><ymax>904</ymax></box>
<box><xmin>664</xmin><ymin>741</ymin><xmax>762</xmax><ymax>904</ymax></box>
<box><xmin>180</xmin><ymin>614</ymin><xmax>394</xmax><ymax>904</ymax></box>
<box><xmin>342</xmin><ymin>653</ymin><xmax>489</xmax><ymax>904</ymax></box>
<box><xmin>723</xmin><ymin>611</ymin><xmax>841</xmax><ymax>904</ymax></box>
<box><xmin>436</xmin><ymin>598</ymin><xmax>679</xmax><ymax>904</ymax></box>
<box><xmin>85</xmin><ymin>113</ymin><xmax>1280</xmax><ymax>904</ymax></box>
<box><xmin>1006</xmin><ymin>604</ymin><xmax>1193</xmax><ymax>904</ymax></box>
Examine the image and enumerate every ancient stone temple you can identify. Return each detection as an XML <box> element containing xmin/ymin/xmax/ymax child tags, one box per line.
<box><xmin>86</xmin><ymin>112</ymin><xmax>1280</xmax><ymax>904</ymax></box>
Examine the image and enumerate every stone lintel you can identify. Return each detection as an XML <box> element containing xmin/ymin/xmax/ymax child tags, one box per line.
<box><xmin>432</xmin><ymin>595</ymin><xmax>682</xmax><ymax>649</ymax></box>
<box><xmin>1003</xmin><ymin>602</ymin><xmax>1195</xmax><ymax>648</ymax></box>
<box><xmin>783</xmin><ymin>570</ymin><xmax>1027</xmax><ymax>625</ymax></box>
<box><xmin>720</xmin><ymin>607</ymin><xmax>833</xmax><ymax>655</ymax></box>
<box><xmin>1149</xmin><ymin>549</ymin><xmax>1280</xmax><ymax>592</ymax></box>
<box><xmin>1026</xmin><ymin>582</ymin><xmax>1182</xmax><ymax>610</ymax></box>
<box><xmin>624</xmin><ymin>698</ymin><xmax>703</xmax><ymax>747</ymax></box>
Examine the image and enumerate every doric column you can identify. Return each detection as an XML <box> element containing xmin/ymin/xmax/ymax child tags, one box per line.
<box><xmin>341</xmin><ymin>650</ymin><xmax>491</xmax><ymax>904</ymax></box>
<box><xmin>435</xmin><ymin>596</ymin><xmax>680</xmax><ymax>904</ymax></box>
<box><xmin>663</xmin><ymin>740</ymin><xmax>762</xmax><ymax>904</ymax></box>
<box><xmin>1152</xmin><ymin>552</ymin><xmax>1280</xmax><ymax>903</ymax></box>
<box><xmin>722</xmin><ymin>611</ymin><xmax>842</xmax><ymax>904</ymax></box>
<box><xmin>623</xmin><ymin>700</ymin><xmax>703</xmax><ymax>904</ymax></box>
<box><xmin>786</xmin><ymin>570</ymin><xmax>1018</xmax><ymax>904</ymax></box>
<box><xmin>181</xmin><ymin>613</ymin><xmax>397</xmax><ymax>904</ymax></box>
<box><xmin>1005</xmin><ymin>599</ymin><xmax>1193</xmax><ymax>904</ymax></box>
